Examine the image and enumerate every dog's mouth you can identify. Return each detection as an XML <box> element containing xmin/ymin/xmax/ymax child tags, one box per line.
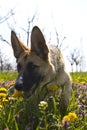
<box><xmin>13</xmin><ymin>82</ymin><xmax>43</xmax><ymax>98</ymax></box>
<box><xmin>14</xmin><ymin>73</ymin><xmax>43</xmax><ymax>94</ymax></box>
<box><xmin>14</xmin><ymin>76</ymin><xmax>24</xmax><ymax>91</ymax></box>
<box><xmin>15</xmin><ymin>83</ymin><xmax>37</xmax><ymax>93</ymax></box>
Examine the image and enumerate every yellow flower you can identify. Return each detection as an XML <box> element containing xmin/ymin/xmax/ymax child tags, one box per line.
<box><xmin>47</xmin><ymin>85</ymin><xmax>58</xmax><ymax>91</ymax></box>
<box><xmin>0</xmin><ymin>93</ymin><xmax>7</xmax><ymax>98</ymax></box>
<box><xmin>68</xmin><ymin>112</ymin><xmax>78</xmax><ymax>120</ymax></box>
<box><xmin>62</xmin><ymin>115</ymin><xmax>70</xmax><ymax>122</ymax></box>
<box><xmin>13</xmin><ymin>90</ymin><xmax>23</xmax><ymax>98</ymax></box>
<box><xmin>80</xmin><ymin>81</ymin><xmax>86</xmax><ymax>85</ymax></box>
<box><xmin>0</xmin><ymin>87</ymin><xmax>7</xmax><ymax>93</ymax></box>
<box><xmin>62</xmin><ymin>112</ymin><xmax>78</xmax><ymax>124</ymax></box>
<box><xmin>2</xmin><ymin>98</ymin><xmax>8</xmax><ymax>103</ymax></box>
<box><xmin>0</xmin><ymin>79</ymin><xmax>4</xmax><ymax>82</ymax></box>
<box><xmin>0</xmin><ymin>104</ymin><xmax>3</xmax><ymax>108</ymax></box>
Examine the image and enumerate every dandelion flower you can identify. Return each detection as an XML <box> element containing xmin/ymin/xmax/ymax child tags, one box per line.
<box><xmin>0</xmin><ymin>93</ymin><xmax>7</xmax><ymax>98</ymax></box>
<box><xmin>62</xmin><ymin>115</ymin><xmax>70</xmax><ymax>128</ymax></box>
<box><xmin>68</xmin><ymin>112</ymin><xmax>78</xmax><ymax>120</ymax></box>
<box><xmin>0</xmin><ymin>79</ymin><xmax>4</xmax><ymax>82</ymax></box>
<box><xmin>2</xmin><ymin>98</ymin><xmax>8</xmax><ymax>103</ymax></box>
<box><xmin>0</xmin><ymin>104</ymin><xmax>3</xmax><ymax>108</ymax></box>
<box><xmin>62</xmin><ymin>115</ymin><xmax>70</xmax><ymax>122</ymax></box>
<box><xmin>47</xmin><ymin>85</ymin><xmax>58</xmax><ymax>91</ymax></box>
<box><xmin>62</xmin><ymin>112</ymin><xmax>78</xmax><ymax>127</ymax></box>
<box><xmin>13</xmin><ymin>90</ymin><xmax>23</xmax><ymax>98</ymax></box>
<box><xmin>0</xmin><ymin>87</ymin><xmax>7</xmax><ymax>93</ymax></box>
<box><xmin>80</xmin><ymin>81</ymin><xmax>86</xmax><ymax>85</ymax></box>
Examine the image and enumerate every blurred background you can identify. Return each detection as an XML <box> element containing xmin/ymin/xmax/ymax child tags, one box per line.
<box><xmin>0</xmin><ymin>0</ymin><xmax>87</xmax><ymax>72</ymax></box>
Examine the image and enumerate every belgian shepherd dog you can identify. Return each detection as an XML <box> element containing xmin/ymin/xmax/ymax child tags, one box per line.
<box><xmin>11</xmin><ymin>26</ymin><xmax>72</xmax><ymax>116</ymax></box>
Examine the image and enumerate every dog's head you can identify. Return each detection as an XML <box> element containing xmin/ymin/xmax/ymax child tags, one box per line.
<box><xmin>11</xmin><ymin>26</ymin><xmax>53</xmax><ymax>92</ymax></box>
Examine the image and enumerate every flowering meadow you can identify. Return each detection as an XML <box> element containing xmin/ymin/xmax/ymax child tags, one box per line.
<box><xmin>0</xmin><ymin>72</ymin><xmax>87</xmax><ymax>130</ymax></box>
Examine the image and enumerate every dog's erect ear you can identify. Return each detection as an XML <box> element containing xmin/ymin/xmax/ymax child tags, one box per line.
<box><xmin>31</xmin><ymin>26</ymin><xmax>49</xmax><ymax>60</ymax></box>
<box><xmin>11</xmin><ymin>31</ymin><xmax>29</xmax><ymax>58</ymax></box>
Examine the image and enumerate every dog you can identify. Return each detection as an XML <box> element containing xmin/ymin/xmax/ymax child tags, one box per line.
<box><xmin>11</xmin><ymin>26</ymin><xmax>72</xmax><ymax>116</ymax></box>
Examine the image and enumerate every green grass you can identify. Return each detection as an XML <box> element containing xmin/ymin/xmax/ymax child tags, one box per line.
<box><xmin>0</xmin><ymin>72</ymin><xmax>87</xmax><ymax>130</ymax></box>
<box><xmin>0</xmin><ymin>71</ymin><xmax>87</xmax><ymax>82</ymax></box>
<box><xmin>0</xmin><ymin>71</ymin><xmax>17</xmax><ymax>81</ymax></box>
<box><xmin>70</xmin><ymin>72</ymin><xmax>87</xmax><ymax>82</ymax></box>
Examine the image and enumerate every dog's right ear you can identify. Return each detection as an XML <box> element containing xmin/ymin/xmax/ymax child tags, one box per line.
<box><xmin>31</xmin><ymin>26</ymin><xmax>49</xmax><ymax>60</ymax></box>
<box><xmin>11</xmin><ymin>31</ymin><xmax>29</xmax><ymax>58</ymax></box>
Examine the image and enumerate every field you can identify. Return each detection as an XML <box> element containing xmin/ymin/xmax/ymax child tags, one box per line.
<box><xmin>0</xmin><ymin>72</ymin><xmax>87</xmax><ymax>130</ymax></box>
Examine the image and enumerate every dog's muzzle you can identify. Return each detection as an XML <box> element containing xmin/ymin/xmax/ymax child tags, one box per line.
<box><xmin>15</xmin><ymin>76</ymin><xmax>24</xmax><ymax>91</ymax></box>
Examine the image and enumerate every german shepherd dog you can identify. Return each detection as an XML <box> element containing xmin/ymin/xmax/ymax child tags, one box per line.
<box><xmin>11</xmin><ymin>26</ymin><xmax>72</xmax><ymax>116</ymax></box>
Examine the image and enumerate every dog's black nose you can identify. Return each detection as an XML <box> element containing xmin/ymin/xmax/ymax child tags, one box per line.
<box><xmin>15</xmin><ymin>76</ymin><xmax>23</xmax><ymax>91</ymax></box>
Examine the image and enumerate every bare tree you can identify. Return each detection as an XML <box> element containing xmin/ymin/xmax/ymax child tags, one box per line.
<box><xmin>0</xmin><ymin>49</ymin><xmax>13</xmax><ymax>71</ymax></box>
<box><xmin>4</xmin><ymin>63</ymin><xmax>13</xmax><ymax>71</ymax></box>
<box><xmin>67</xmin><ymin>54</ymin><xmax>74</xmax><ymax>72</ymax></box>
<box><xmin>55</xmin><ymin>28</ymin><xmax>67</xmax><ymax>50</ymax></box>
<box><xmin>0</xmin><ymin>9</ymin><xmax>15</xmax><ymax>45</ymax></box>
<box><xmin>0</xmin><ymin>10</ymin><xmax>38</xmax><ymax>72</ymax></box>
<box><xmin>55</xmin><ymin>28</ymin><xmax>59</xmax><ymax>46</ymax></box>
<box><xmin>68</xmin><ymin>49</ymin><xmax>84</xmax><ymax>72</ymax></box>
<box><xmin>0</xmin><ymin>50</ymin><xmax>4</xmax><ymax>71</ymax></box>
<box><xmin>19</xmin><ymin>12</ymin><xmax>38</xmax><ymax>46</ymax></box>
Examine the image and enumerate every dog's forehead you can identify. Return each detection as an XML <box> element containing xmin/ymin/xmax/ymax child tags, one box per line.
<box><xmin>17</xmin><ymin>51</ymin><xmax>47</xmax><ymax>66</ymax></box>
<box><xmin>17</xmin><ymin>51</ymin><xmax>29</xmax><ymax>62</ymax></box>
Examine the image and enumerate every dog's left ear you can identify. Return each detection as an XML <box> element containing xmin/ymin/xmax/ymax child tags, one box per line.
<box><xmin>11</xmin><ymin>31</ymin><xmax>29</xmax><ymax>59</ymax></box>
<box><xmin>31</xmin><ymin>26</ymin><xmax>49</xmax><ymax>60</ymax></box>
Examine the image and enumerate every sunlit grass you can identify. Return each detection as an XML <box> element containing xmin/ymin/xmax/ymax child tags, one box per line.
<box><xmin>0</xmin><ymin>72</ymin><xmax>87</xmax><ymax>130</ymax></box>
<box><xmin>71</xmin><ymin>72</ymin><xmax>87</xmax><ymax>83</ymax></box>
<box><xmin>0</xmin><ymin>71</ymin><xmax>17</xmax><ymax>81</ymax></box>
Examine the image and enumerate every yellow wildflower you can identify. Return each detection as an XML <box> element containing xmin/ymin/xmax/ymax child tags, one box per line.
<box><xmin>0</xmin><ymin>79</ymin><xmax>4</xmax><ymax>82</ymax></box>
<box><xmin>80</xmin><ymin>81</ymin><xmax>86</xmax><ymax>85</ymax></box>
<box><xmin>0</xmin><ymin>93</ymin><xmax>7</xmax><ymax>98</ymax></box>
<box><xmin>13</xmin><ymin>90</ymin><xmax>23</xmax><ymax>98</ymax></box>
<box><xmin>2</xmin><ymin>98</ymin><xmax>8</xmax><ymax>103</ymax></box>
<box><xmin>47</xmin><ymin>85</ymin><xmax>58</xmax><ymax>91</ymax></box>
<box><xmin>62</xmin><ymin>112</ymin><xmax>77</xmax><ymax>124</ymax></box>
<box><xmin>68</xmin><ymin>112</ymin><xmax>78</xmax><ymax>120</ymax></box>
<box><xmin>0</xmin><ymin>104</ymin><xmax>3</xmax><ymax>108</ymax></box>
<box><xmin>62</xmin><ymin>115</ymin><xmax>70</xmax><ymax>122</ymax></box>
<box><xmin>0</xmin><ymin>87</ymin><xmax>7</xmax><ymax>93</ymax></box>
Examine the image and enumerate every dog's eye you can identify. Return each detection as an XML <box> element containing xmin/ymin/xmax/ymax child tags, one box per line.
<box><xmin>17</xmin><ymin>63</ymin><xmax>21</xmax><ymax>72</ymax></box>
<box><xmin>27</xmin><ymin>62</ymin><xmax>38</xmax><ymax>70</ymax></box>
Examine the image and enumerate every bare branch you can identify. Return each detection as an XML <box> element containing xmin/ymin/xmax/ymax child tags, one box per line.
<box><xmin>0</xmin><ymin>35</ymin><xmax>10</xmax><ymax>45</ymax></box>
<box><xmin>55</xmin><ymin>28</ymin><xmax>66</xmax><ymax>50</ymax></box>
<box><xmin>19</xmin><ymin>11</ymin><xmax>37</xmax><ymax>46</ymax></box>
<box><xmin>0</xmin><ymin>9</ymin><xmax>15</xmax><ymax>24</ymax></box>
<box><xmin>55</xmin><ymin>28</ymin><xmax>59</xmax><ymax>47</ymax></box>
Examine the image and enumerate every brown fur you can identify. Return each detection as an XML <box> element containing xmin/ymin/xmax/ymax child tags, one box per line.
<box><xmin>11</xmin><ymin>26</ymin><xmax>72</xmax><ymax>116</ymax></box>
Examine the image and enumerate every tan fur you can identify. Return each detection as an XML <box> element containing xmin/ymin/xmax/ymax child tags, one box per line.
<box><xmin>11</xmin><ymin>26</ymin><xmax>72</xmax><ymax>116</ymax></box>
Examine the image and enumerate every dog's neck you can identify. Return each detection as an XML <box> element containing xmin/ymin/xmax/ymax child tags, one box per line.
<box><xmin>23</xmin><ymin>76</ymin><xmax>57</xmax><ymax>101</ymax></box>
